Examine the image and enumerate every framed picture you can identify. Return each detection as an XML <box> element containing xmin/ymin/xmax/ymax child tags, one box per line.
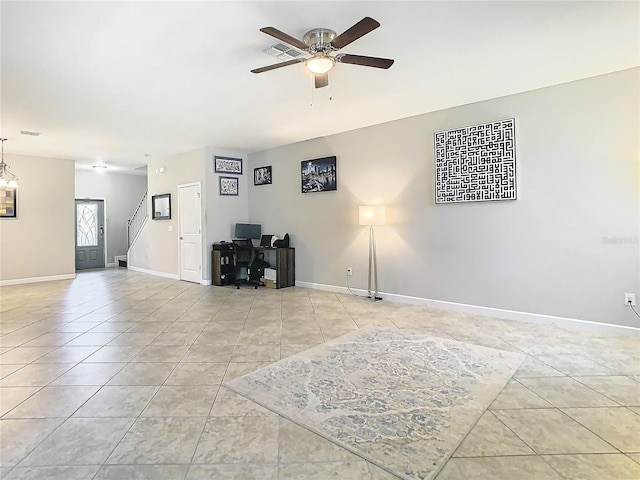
<box><xmin>301</xmin><ymin>156</ymin><xmax>337</xmax><ymax>193</ymax></box>
<box><xmin>151</xmin><ymin>193</ymin><xmax>171</xmax><ymax>220</ymax></box>
<box><xmin>219</xmin><ymin>176</ymin><xmax>239</xmax><ymax>196</ymax></box>
<box><xmin>214</xmin><ymin>156</ymin><xmax>243</xmax><ymax>175</ymax></box>
<box><xmin>254</xmin><ymin>166</ymin><xmax>272</xmax><ymax>186</ymax></box>
<box><xmin>0</xmin><ymin>187</ymin><xmax>17</xmax><ymax>218</ymax></box>
<box><xmin>434</xmin><ymin>118</ymin><xmax>516</xmax><ymax>203</ymax></box>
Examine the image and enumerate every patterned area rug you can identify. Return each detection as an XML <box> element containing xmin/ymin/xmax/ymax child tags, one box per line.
<box><xmin>225</xmin><ymin>326</ymin><xmax>525</xmax><ymax>480</ymax></box>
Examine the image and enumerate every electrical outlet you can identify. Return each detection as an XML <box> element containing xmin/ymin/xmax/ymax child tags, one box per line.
<box><xmin>347</xmin><ymin>267</ymin><xmax>353</xmax><ymax>276</ymax></box>
<box><xmin>624</xmin><ymin>293</ymin><xmax>636</xmax><ymax>307</ymax></box>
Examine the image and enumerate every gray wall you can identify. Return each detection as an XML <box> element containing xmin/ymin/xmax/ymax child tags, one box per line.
<box><xmin>75</xmin><ymin>170</ymin><xmax>147</xmax><ymax>265</ymax></box>
<box><xmin>0</xmin><ymin>154</ymin><xmax>75</xmax><ymax>282</ymax></box>
<box><xmin>247</xmin><ymin>68</ymin><xmax>639</xmax><ymax>328</ymax></box>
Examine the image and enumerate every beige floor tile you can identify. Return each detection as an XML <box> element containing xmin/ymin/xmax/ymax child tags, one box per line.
<box><xmin>453</xmin><ymin>411</ymin><xmax>535</xmax><ymax>457</ymax></box>
<box><xmin>562</xmin><ymin>407</ymin><xmax>640</xmax><ymax>452</ymax></box>
<box><xmin>192</xmin><ymin>416</ymin><xmax>279</xmax><ymax>464</ymax></box>
<box><xmin>367</xmin><ymin>463</ymin><xmax>404</xmax><ymax>480</ymax></box>
<box><xmin>627</xmin><ymin>453</ymin><xmax>640</xmax><ymax>464</ymax></box>
<box><xmin>541</xmin><ymin>453</ymin><xmax>640</xmax><ymax>480</ymax></box>
<box><xmin>0</xmin><ymin>386</ymin><xmax>41</xmax><ymax>416</ymax></box>
<box><xmin>185</xmin><ymin>464</ymin><xmax>277</xmax><ymax>480</ymax></box>
<box><xmin>535</xmin><ymin>354</ymin><xmax>615</xmax><ymax>376</ymax></box>
<box><xmin>517</xmin><ymin>376</ymin><xmax>619</xmax><ymax>407</ymax></box>
<box><xmin>50</xmin><ymin>362</ymin><xmax>126</xmax><ymax>385</ymax></box>
<box><xmin>182</xmin><ymin>344</ymin><xmax>234</xmax><ymax>363</ymax></box>
<box><xmin>514</xmin><ymin>357</ymin><xmax>565</xmax><ymax>378</ymax></box>
<box><xmin>231</xmin><ymin>343</ymin><xmax>280</xmax><ymax>362</ymax></box>
<box><xmin>132</xmin><ymin>344</ymin><xmax>189</xmax><ymax>362</ymax></box>
<box><xmin>141</xmin><ymin>385</ymin><xmax>217</xmax><ymax>416</ymax></box>
<box><xmin>278</xmin><ymin>461</ymin><xmax>373</xmax><ymax>479</ymax></box>
<box><xmin>492</xmin><ymin>409</ymin><xmax>617</xmax><ymax>454</ymax></box>
<box><xmin>193</xmin><ymin>330</ymin><xmax>240</xmax><ymax>345</ymax></box>
<box><xmin>64</xmin><ymin>332</ymin><xmax>121</xmax><ymax>346</ymax></box>
<box><xmin>281</xmin><ymin>343</ymin><xmax>319</xmax><ymax>359</ymax></box>
<box><xmin>278</xmin><ymin>418</ymin><xmax>361</xmax><ymax>463</ymax></box>
<box><xmin>164</xmin><ymin>362</ymin><xmax>226</xmax><ymax>385</ymax></box>
<box><xmin>490</xmin><ymin>380</ymin><xmax>553</xmax><ymax>409</ymax></box>
<box><xmin>73</xmin><ymin>385</ymin><xmax>158</xmax><ymax>417</ymax></box>
<box><xmin>0</xmin><ymin>364</ymin><xmax>25</xmax><ymax>379</ymax></box>
<box><xmin>3</xmin><ymin>385</ymin><xmax>100</xmax><ymax>418</ymax></box>
<box><xmin>223</xmin><ymin>361</ymin><xmax>272</xmax><ymax>381</ymax></box>
<box><xmin>94</xmin><ymin>465</ymin><xmax>189</xmax><ymax>480</ymax></box>
<box><xmin>21</xmin><ymin>332</ymin><xmax>81</xmax><ymax>347</ymax></box>
<box><xmin>435</xmin><ymin>456</ymin><xmax>564</xmax><ymax>480</ymax></box>
<box><xmin>106</xmin><ymin>417</ymin><xmax>206</xmax><ymax>464</ymax></box>
<box><xmin>150</xmin><ymin>331</ymin><xmax>200</xmax><ymax>345</ymax></box>
<box><xmin>34</xmin><ymin>346</ymin><xmax>101</xmax><ymax>363</ymax></box>
<box><xmin>107</xmin><ymin>362</ymin><xmax>176</xmax><ymax>386</ymax></box>
<box><xmin>572</xmin><ymin>375</ymin><xmax>640</xmax><ymax>406</ymax></box>
<box><xmin>19</xmin><ymin>417</ymin><xmax>133</xmax><ymax>466</ymax></box>
<box><xmin>107</xmin><ymin>332</ymin><xmax>158</xmax><ymax>346</ymax></box>
<box><xmin>0</xmin><ymin>418</ymin><xmax>65</xmax><ymax>466</ymax></box>
<box><xmin>3</xmin><ymin>466</ymin><xmax>100</xmax><ymax>480</ymax></box>
<box><xmin>0</xmin><ymin>347</ymin><xmax>56</xmax><ymax>364</ymax></box>
<box><xmin>84</xmin><ymin>345</ymin><xmax>145</xmax><ymax>363</ymax></box>
<box><xmin>210</xmin><ymin>386</ymin><xmax>276</xmax><ymax>416</ymax></box>
<box><xmin>0</xmin><ymin>363</ymin><xmax>74</xmax><ymax>387</ymax></box>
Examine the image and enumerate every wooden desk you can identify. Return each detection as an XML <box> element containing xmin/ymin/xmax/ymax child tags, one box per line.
<box><xmin>256</xmin><ymin>247</ymin><xmax>295</xmax><ymax>288</ymax></box>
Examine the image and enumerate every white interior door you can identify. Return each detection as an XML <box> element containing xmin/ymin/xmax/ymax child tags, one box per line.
<box><xmin>179</xmin><ymin>183</ymin><xmax>202</xmax><ymax>283</ymax></box>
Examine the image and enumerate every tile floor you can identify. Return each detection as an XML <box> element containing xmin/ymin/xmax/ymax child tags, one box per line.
<box><xmin>0</xmin><ymin>269</ymin><xmax>638</xmax><ymax>480</ymax></box>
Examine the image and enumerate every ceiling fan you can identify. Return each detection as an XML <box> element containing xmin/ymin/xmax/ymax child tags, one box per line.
<box><xmin>251</xmin><ymin>17</ymin><xmax>394</xmax><ymax>88</ymax></box>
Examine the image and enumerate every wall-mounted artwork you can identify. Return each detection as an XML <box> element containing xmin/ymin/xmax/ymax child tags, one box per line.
<box><xmin>301</xmin><ymin>156</ymin><xmax>337</xmax><ymax>193</ymax></box>
<box><xmin>434</xmin><ymin>118</ymin><xmax>516</xmax><ymax>204</ymax></box>
<box><xmin>219</xmin><ymin>176</ymin><xmax>239</xmax><ymax>196</ymax></box>
<box><xmin>254</xmin><ymin>166</ymin><xmax>272</xmax><ymax>186</ymax></box>
<box><xmin>214</xmin><ymin>156</ymin><xmax>243</xmax><ymax>175</ymax></box>
<box><xmin>0</xmin><ymin>187</ymin><xmax>17</xmax><ymax>218</ymax></box>
<box><xmin>151</xmin><ymin>193</ymin><xmax>171</xmax><ymax>220</ymax></box>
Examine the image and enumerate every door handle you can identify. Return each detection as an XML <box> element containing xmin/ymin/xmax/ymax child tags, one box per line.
<box><xmin>99</xmin><ymin>226</ymin><xmax>104</xmax><ymax>238</ymax></box>
<box><xmin>180</xmin><ymin>237</ymin><xmax>183</xmax><ymax>240</ymax></box>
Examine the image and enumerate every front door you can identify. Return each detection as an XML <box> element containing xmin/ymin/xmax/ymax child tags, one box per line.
<box><xmin>75</xmin><ymin>199</ymin><xmax>105</xmax><ymax>270</ymax></box>
<box><xmin>179</xmin><ymin>183</ymin><xmax>202</xmax><ymax>283</ymax></box>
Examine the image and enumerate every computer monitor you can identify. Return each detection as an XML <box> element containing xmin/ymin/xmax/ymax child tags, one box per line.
<box><xmin>234</xmin><ymin>223</ymin><xmax>261</xmax><ymax>240</ymax></box>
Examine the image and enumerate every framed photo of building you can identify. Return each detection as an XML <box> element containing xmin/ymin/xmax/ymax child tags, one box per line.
<box><xmin>214</xmin><ymin>156</ymin><xmax>243</xmax><ymax>175</ymax></box>
<box><xmin>301</xmin><ymin>156</ymin><xmax>337</xmax><ymax>193</ymax></box>
<box><xmin>0</xmin><ymin>187</ymin><xmax>17</xmax><ymax>218</ymax></box>
<box><xmin>219</xmin><ymin>176</ymin><xmax>239</xmax><ymax>196</ymax></box>
<box><xmin>254</xmin><ymin>166</ymin><xmax>272</xmax><ymax>186</ymax></box>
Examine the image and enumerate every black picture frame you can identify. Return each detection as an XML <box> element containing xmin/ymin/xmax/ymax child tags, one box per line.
<box><xmin>214</xmin><ymin>156</ymin><xmax>243</xmax><ymax>175</ymax></box>
<box><xmin>0</xmin><ymin>187</ymin><xmax>17</xmax><ymax>218</ymax></box>
<box><xmin>301</xmin><ymin>156</ymin><xmax>337</xmax><ymax>193</ymax></box>
<box><xmin>254</xmin><ymin>166</ymin><xmax>272</xmax><ymax>186</ymax></box>
<box><xmin>151</xmin><ymin>194</ymin><xmax>171</xmax><ymax>220</ymax></box>
<box><xmin>219</xmin><ymin>176</ymin><xmax>239</xmax><ymax>196</ymax></box>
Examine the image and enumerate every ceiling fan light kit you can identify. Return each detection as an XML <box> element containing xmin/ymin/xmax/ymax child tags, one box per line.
<box><xmin>252</xmin><ymin>17</ymin><xmax>394</xmax><ymax>89</ymax></box>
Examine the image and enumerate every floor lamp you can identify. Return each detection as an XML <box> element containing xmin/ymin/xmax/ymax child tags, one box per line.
<box><xmin>359</xmin><ymin>205</ymin><xmax>386</xmax><ymax>301</ymax></box>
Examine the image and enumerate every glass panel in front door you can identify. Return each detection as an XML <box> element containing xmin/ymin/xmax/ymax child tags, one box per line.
<box><xmin>77</xmin><ymin>203</ymin><xmax>98</xmax><ymax>247</ymax></box>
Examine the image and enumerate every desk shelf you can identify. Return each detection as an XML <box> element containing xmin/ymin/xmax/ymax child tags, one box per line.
<box><xmin>211</xmin><ymin>246</ymin><xmax>295</xmax><ymax>289</ymax></box>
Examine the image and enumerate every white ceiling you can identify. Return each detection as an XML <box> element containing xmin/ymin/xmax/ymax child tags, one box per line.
<box><xmin>1</xmin><ymin>1</ymin><xmax>638</xmax><ymax>173</ymax></box>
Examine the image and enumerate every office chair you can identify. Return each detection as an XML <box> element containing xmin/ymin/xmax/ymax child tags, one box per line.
<box><xmin>233</xmin><ymin>239</ymin><xmax>265</xmax><ymax>289</ymax></box>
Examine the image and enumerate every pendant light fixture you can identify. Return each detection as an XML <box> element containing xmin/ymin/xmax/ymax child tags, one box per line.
<box><xmin>0</xmin><ymin>138</ymin><xmax>18</xmax><ymax>188</ymax></box>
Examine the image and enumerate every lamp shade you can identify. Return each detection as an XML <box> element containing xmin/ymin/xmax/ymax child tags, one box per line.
<box><xmin>306</xmin><ymin>56</ymin><xmax>335</xmax><ymax>74</ymax></box>
<box><xmin>359</xmin><ymin>205</ymin><xmax>386</xmax><ymax>226</ymax></box>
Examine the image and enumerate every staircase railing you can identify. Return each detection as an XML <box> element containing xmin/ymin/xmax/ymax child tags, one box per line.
<box><xmin>127</xmin><ymin>191</ymin><xmax>148</xmax><ymax>248</ymax></box>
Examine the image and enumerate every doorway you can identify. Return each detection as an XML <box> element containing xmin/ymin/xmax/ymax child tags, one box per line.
<box><xmin>178</xmin><ymin>183</ymin><xmax>202</xmax><ymax>283</ymax></box>
<box><xmin>75</xmin><ymin>198</ymin><xmax>105</xmax><ymax>270</ymax></box>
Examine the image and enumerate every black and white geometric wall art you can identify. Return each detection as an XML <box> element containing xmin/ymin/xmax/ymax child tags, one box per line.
<box><xmin>434</xmin><ymin>118</ymin><xmax>516</xmax><ymax>204</ymax></box>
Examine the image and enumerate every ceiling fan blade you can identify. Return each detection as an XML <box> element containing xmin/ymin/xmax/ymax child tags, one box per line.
<box><xmin>251</xmin><ymin>58</ymin><xmax>305</xmax><ymax>74</ymax></box>
<box><xmin>330</xmin><ymin>17</ymin><xmax>380</xmax><ymax>50</ymax></box>
<box><xmin>314</xmin><ymin>73</ymin><xmax>329</xmax><ymax>89</ymax></box>
<box><xmin>259</xmin><ymin>27</ymin><xmax>309</xmax><ymax>51</ymax></box>
<box><xmin>337</xmin><ymin>54</ymin><xmax>394</xmax><ymax>69</ymax></box>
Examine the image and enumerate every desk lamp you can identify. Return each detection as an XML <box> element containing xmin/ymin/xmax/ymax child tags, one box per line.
<box><xmin>359</xmin><ymin>205</ymin><xmax>385</xmax><ymax>300</ymax></box>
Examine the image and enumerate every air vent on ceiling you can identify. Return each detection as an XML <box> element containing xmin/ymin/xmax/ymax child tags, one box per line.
<box><xmin>263</xmin><ymin>43</ymin><xmax>304</xmax><ymax>61</ymax></box>
<box><xmin>20</xmin><ymin>130</ymin><xmax>41</xmax><ymax>136</ymax></box>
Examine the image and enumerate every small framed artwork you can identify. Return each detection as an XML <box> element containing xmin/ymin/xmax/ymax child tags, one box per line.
<box><xmin>254</xmin><ymin>166</ymin><xmax>272</xmax><ymax>186</ymax></box>
<box><xmin>219</xmin><ymin>176</ymin><xmax>239</xmax><ymax>196</ymax></box>
<box><xmin>0</xmin><ymin>187</ymin><xmax>17</xmax><ymax>218</ymax></box>
<box><xmin>214</xmin><ymin>156</ymin><xmax>243</xmax><ymax>175</ymax></box>
<box><xmin>151</xmin><ymin>193</ymin><xmax>171</xmax><ymax>220</ymax></box>
<box><xmin>301</xmin><ymin>156</ymin><xmax>337</xmax><ymax>193</ymax></box>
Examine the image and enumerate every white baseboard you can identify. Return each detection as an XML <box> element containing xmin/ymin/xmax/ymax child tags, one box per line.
<box><xmin>0</xmin><ymin>273</ymin><xmax>76</xmax><ymax>287</ymax></box>
<box><xmin>127</xmin><ymin>265</ymin><xmax>180</xmax><ymax>280</ymax></box>
<box><xmin>201</xmin><ymin>279</ymin><xmax>212</xmax><ymax>286</ymax></box>
<box><xmin>295</xmin><ymin>281</ymin><xmax>639</xmax><ymax>338</ymax></box>
<box><xmin>106</xmin><ymin>262</ymin><xmax>117</xmax><ymax>268</ymax></box>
